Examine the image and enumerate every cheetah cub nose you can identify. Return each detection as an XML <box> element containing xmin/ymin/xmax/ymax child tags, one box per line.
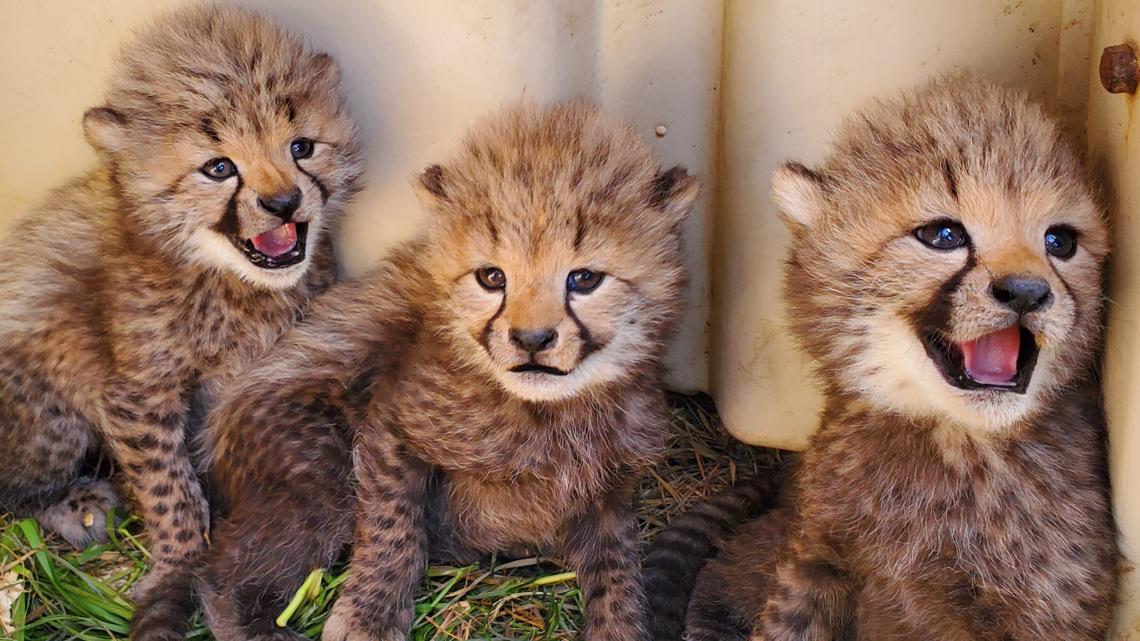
<box><xmin>257</xmin><ymin>186</ymin><xmax>302</xmax><ymax>220</ymax></box>
<box><xmin>991</xmin><ymin>275</ymin><xmax>1053</xmax><ymax>315</ymax></box>
<box><xmin>510</xmin><ymin>328</ymin><xmax>558</xmax><ymax>354</ymax></box>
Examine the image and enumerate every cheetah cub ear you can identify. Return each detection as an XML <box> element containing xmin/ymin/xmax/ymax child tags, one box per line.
<box><xmin>310</xmin><ymin>52</ymin><xmax>341</xmax><ymax>90</ymax></box>
<box><xmin>771</xmin><ymin>161</ymin><xmax>825</xmax><ymax>230</ymax></box>
<box><xmin>417</xmin><ymin>164</ymin><xmax>449</xmax><ymax>203</ymax></box>
<box><xmin>649</xmin><ymin>165</ymin><xmax>700</xmax><ymax>229</ymax></box>
<box><xmin>82</xmin><ymin>107</ymin><xmax>129</xmax><ymax>158</ymax></box>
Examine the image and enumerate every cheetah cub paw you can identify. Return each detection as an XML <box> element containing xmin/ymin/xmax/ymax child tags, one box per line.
<box><xmin>322</xmin><ymin>597</ymin><xmax>404</xmax><ymax>641</ymax></box>
<box><xmin>35</xmin><ymin>478</ymin><xmax>121</xmax><ymax>549</ymax></box>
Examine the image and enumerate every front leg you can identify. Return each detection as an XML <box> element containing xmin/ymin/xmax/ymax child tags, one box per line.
<box><xmin>102</xmin><ymin>374</ymin><xmax>205</xmax><ymax>641</ymax></box>
<box><xmin>754</xmin><ymin>537</ymin><xmax>855</xmax><ymax>641</ymax></box>
<box><xmin>563</xmin><ymin>488</ymin><xmax>648</xmax><ymax>641</ymax></box>
<box><xmin>323</xmin><ymin>427</ymin><xmax>429</xmax><ymax>641</ymax></box>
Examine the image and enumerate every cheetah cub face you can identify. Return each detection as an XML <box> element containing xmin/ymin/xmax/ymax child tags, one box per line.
<box><xmin>774</xmin><ymin>79</ymin><xmax>1108</xmax><ymax>434</ymax></box>
<box><xmin>83</xmin><ymin>7</ymin><xmax>362</xmax><ymax>289</ymax></box>
<box><xmin>417</xmin><ymin>103</ymin><xmax>698</xmax><ymax>402</ymax></box>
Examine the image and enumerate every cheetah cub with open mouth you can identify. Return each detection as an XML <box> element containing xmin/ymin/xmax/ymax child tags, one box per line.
<box><xmin>0</xmin><ymin>5</ymin><xmax>361</xmax><ymax>639</ymax></box>
<box><xmin>201</xmin><ymin>102</ymin><xmax>699</xmax><ymax>641</ymax></box>
<box><xmin>645</xmin><ymin>76</ymin><xmax>1116</xmax><ymax>641</ymax></box>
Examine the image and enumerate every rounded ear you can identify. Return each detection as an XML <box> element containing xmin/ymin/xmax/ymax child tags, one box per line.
<box><xmin>771</xmin><ymin>162</ymin><xmax>825</xmax><ymax>229</ymax></box>
<box><xmin>311</xmin><ymin>52</ymin><xmax>342</xmax><ymax>89</ymax></box>
<box><xmin>416</xmin><ymin>164</ymin><xmax>448</xmax><ymax>203</ymax></box>
<box><xmin>648</xmin><ymin>165</ymin><xmax>700</xmax><ymax>226</ymax></box>
<box><xmin>83</xmin><ymin>107</ymin><xmax>128</xmax><ymax>157</ymax></box>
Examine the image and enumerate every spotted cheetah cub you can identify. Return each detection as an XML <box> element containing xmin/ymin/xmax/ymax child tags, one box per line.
<box><xmin>200</xmin><ymin>102</ymin><xmax>698</xmax><ymax>641</ymax></box>
<box><xmin>645</xmin><ymin>76</ymin><xmax>1116</xmax><ymax>641</ymax></box>
<box><xmin>0</xmin><ymin>4</ymin><xmax>361</xmax><ymax>639</ymax></box>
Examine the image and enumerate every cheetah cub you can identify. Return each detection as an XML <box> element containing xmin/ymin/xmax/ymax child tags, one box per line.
<box><xmin>645</xmin><ymin>76</ymin><xmax>1116</xmax><ymax>641</ymax></box>
<box><xmin>0</xmin><ymin>4</ymin><xmax>361</xmax><ymax>639</ymax></box>
<box><xmin>200</xmin><ymin>102</ymin><xmax>698</xmax><ymax>641</ymax></box>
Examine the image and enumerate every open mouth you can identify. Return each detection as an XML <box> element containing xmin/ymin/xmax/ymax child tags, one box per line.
<box><xmin>509</xmin><ymin>363</ymin><xmax>570</xmax><ymax>376</ymax></box>
<box><xmin>231</xmin><ymin>221</ymin><xmax>308</xmax><ymax>269</ymax></box>
<box><xmin>921</xmin><ymin>324</ymin><xmax>1039</xmax><ymax>394</ymax></box>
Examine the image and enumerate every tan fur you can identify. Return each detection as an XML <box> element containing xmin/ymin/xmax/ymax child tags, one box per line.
<box><xmin>0</xmin><ymin>5</ymin><xmax>362</xmax><ymax>640</ymax></box>
<box><xmin>201</xmin><ymin>102</ymin><xmax>698</xmax><ymax>641</ymax></box>
<box><xmin>650</xmin><ymin>76</ymin><xmax>1117</xmax><ymax>641</ymax></box>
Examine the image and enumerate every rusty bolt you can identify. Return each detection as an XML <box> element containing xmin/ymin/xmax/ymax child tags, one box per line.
<box><xmin>1100</xmin><ymin>44</ymin><xmax>1138</xmax><ymax>95</ymax></box>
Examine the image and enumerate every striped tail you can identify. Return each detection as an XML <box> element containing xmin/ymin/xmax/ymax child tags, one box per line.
<box><xmin>643</xmin><ymin>476</ymin><xmax>780</xmax><ymax>641</ymax></box>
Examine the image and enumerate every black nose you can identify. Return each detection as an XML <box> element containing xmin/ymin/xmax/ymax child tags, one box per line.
<box><xmin>257</xmin><ymin>187</ymin><xmax>302</xmax><ymax>220</ymax></box>
<box><xmin>991</xmin><ymin>275</ymin><xmax>1052</xmax><ymax>315</ymax></box>
<box><xmin>510</xmin><ymin>328</ymin><xmax>558</xmax><ymax>354</ymax></box>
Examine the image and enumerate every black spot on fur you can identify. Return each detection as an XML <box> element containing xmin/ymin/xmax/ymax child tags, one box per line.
<box><xmin>574</xmin><ymin>205</ymin><xmax>587</xmax><ymax>250</ymax></box>
<box><xmin>942</xmin><ymin>159</ymin><xmax>959</xmax><ymax>201</ymax></box>
<box><xmin>201</xmin><ymin>117</ymin><xmax>221</xmax><ymax>143</ymax></box>
<box><xmin>484</xmin><ymin>208</ymin><xmax>499</xmax><ymax>244</ymax></box>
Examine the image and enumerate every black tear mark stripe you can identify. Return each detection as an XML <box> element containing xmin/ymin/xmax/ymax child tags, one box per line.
<box><xmin>479</xmin><ymin>295</ymin><xmax>507</xmax><ymax>352</ymax></box>
<box><xmin>213</xmin><ymin>175</ymin><xmax>244</xmax><ymax>237</ymax></box>
<box><xmin>565</xmin><ymin>294</ymin><xmax>605</xmax><ymax>359</ymax></box>
<box><xmin>909</xmin><ymin>246</ymin><xmax>977</xmax><ymax>337</ymax></box>
<box><xmin>296</xmin><ymin>164</ymin><xmax>329</xmax><ymax>204</ymax></box>
<box><xmin>154</xmin><ymin>174</ymin><xmax>188</xmax><ymax>203</ymax></box>
<box><xmin>1046</xmin><ymin>259</ymin><xmax>1078</xmax><ymax>316</ymax></box>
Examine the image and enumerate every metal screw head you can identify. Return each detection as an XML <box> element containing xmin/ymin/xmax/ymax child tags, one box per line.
<box><xmin>1100</xmin><ymin>44</ymin><xmax>1138</xmax><ymax>95</ymax></box>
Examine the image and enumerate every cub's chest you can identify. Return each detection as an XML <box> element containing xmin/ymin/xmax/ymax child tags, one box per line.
<box><xmin>827</xmin><ymin>432</ymin><xmax>1105</xmax><ymax>603</ymax></box>
<box><xmin>177</xmin><ymin>280</ymin><xmax>300</xmax><ymax>366</ymax></box>
<box><xmin>388</xmin><ymin>372</ymin><xmax>635</xmax><ymax>541</ymax></box>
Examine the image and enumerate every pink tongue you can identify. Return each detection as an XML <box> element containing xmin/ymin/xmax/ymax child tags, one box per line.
<box><xmin>250</xmin><ymin>223</ymin><xmax>297</xmax><ymax>258</ymax></box>
<box><xmin>959</xmin><ymin>325</ymin><xmax>1021</xmax><ymax>386</ymax></box>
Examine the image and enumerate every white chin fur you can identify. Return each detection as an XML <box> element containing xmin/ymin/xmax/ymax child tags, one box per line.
<box><xmin>847</xmin><ymin>312</ymin><xmax>1049</xmax><ymax>435</ymax></box>
<box><xmin>188</xmin><ymin>227</ymin><xmax>310</xmax><ymax>290</ymax></box>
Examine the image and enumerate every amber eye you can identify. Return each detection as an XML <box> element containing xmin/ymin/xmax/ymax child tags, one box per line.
<box><xmin>1044</xmin><ymin>225</ymin><xmax>1078</xmax><ymax>260</ymax></box>
<box><xmin>567</xmin><ymin>269</ymin><xmax>604</xmax><ymax>293</ymax></box>
<box><xmin>200</xmin><ymin>157</ymin><xmax>238</xmax><ymax>181</ymax></box>
<box><xmin>475</xmin><ymin>266</ymin><xmax>506</xmax><ymax>291</ymax></box>
<box><xmin>915</xmin><ymin>219</ymin><xmax>969</xmax><ymax>250</ymax></box>
<box><xmin>290</xmin><ymin>138</ymin><xmax>314</xmax><ymax>160</ymax></box>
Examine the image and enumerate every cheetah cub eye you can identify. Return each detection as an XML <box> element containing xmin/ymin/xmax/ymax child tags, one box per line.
<box><xmin>567</xmin><ymin>269</ymin><xmax>604</xmax><ymax>293</ymax></box>
<box><xmin>915</xmin><ymin>219</ymin><xmax>968</xmax><ymax>250</ymax></box>
<box><xmin>200</xmin><ymin>157</ymin><xmax>238</xmax><ymax>181</ymax></box>
<box><xmin>475</xmin><ymin>266</ymin><xmax>507</xmax><ymax>291</ymax></box>
<box><xmin>290</xmin><ymin>138</ymin><xmax>314</xmax><ymax>159</ymax></box>
<box><xmin>1044</xmin><ymin>225</ymin><xmax>1078</xmax><ymax>259</ymax></box>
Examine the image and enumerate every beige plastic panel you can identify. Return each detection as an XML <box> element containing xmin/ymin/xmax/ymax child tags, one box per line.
<box><xmin>1087</xmin><ymin>1</ymin><xmax>1140</xmax><ymax>637</ymax></box>
<box><xmin>0</xmin><ymin>0</ymin><xmax>722</xmax><ymax>392</ymax></box>
<box><xmin>712</xmin><ymin>0</ymin><xmax>1094</xmax><ymax>448</ymax></box>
